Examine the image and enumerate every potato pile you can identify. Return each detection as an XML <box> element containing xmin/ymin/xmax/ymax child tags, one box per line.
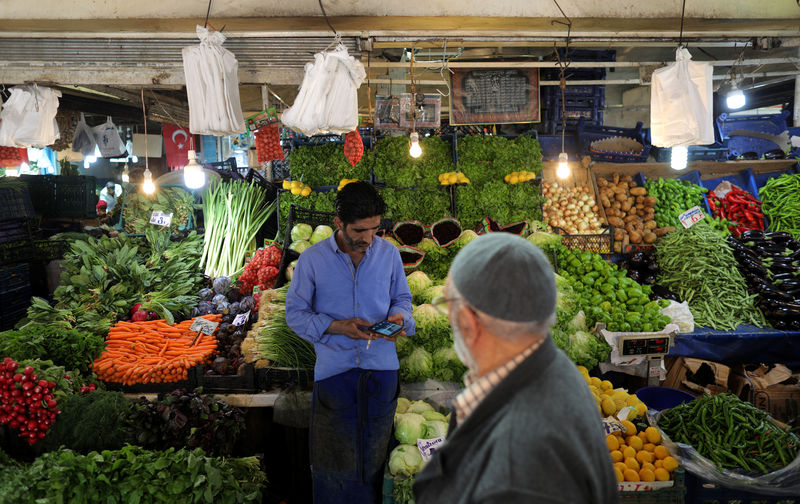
<box><xmin>597</xmin><ymin>173</ymin><xmax>671</xmax><ymax>252</ymax></box>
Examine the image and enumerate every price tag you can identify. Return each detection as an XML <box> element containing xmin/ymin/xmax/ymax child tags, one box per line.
<box><xmin>417</xmin><ymin>437</ymin><xmax>445</xmax><ymax>462</ymax></box>
<box><xmin>602</xmin><ymin>417</ymin><xmax>626</xmax><ymax>436</ymax></box>
<box><xmin>149</xmin><ymin>211</ymin><xmax>173</xmax><ymax>227</ymax></box>
<box><xmin>678</xmin><ymin>206</ymin><xmax>705</xmax><ymax>229</ymax></box>
<box><xmin>232</xmin><ymin>313</ymin><xmax>249</xmax><ymax>326</ymax></box>
<box><xmin>190</xmin><ymin>318</ymin><xmax>219</xmax><ymax>335</ymax></box>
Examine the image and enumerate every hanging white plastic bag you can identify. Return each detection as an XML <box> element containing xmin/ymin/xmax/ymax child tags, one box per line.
<box><xmin>92</xmin><ymin>116</ymin><xmax>126</xmax><ymax>157</ymax></box>
<box><xmin>182</xmin><ymin>25</ymin><xmax>246</xmax><ymax>136</ymax></box>
<box><xmin>71</xmin><ymin>112</ymin><xmax>97</xmax><ymax>156</ymax></box>
<box><xmin>650</xmin><ymin>48</ymin><xmax>714</xmax><ymax>148</ymax></box>
<box><xmin>281</xmin><ymin>42</ymin><xmax>365</xmax><ymax>136</ymax></box>
<box><xmin>0</xmin><ymin>85</ymin><xmax>61</xmax><ymax>148</ymax></box>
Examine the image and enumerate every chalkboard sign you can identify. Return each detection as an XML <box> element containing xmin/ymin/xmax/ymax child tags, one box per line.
<box><xmin>450</xmin><ymin>68</ymin><xmax>540</xmax><ymax>125</ymax></box>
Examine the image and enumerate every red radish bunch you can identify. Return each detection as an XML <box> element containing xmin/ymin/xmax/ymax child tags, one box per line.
<box><xmin>254</xmin><ymin>124</ymin><xmax>284</xmax><ymax>163</ymax></box>
<box><xmin>344</xmin><ymin>130</ymin><xmax>364</xmax><ymax>167</ymax></box>
<box><xmin>0</xmin><ymin>358</ymin><xmax>59</xmax><ymax>445</ymax></box>
<box><xmin>239</xmin><ymin>244</ymin><xmax>283</xmax><ymax>294</ymax></box>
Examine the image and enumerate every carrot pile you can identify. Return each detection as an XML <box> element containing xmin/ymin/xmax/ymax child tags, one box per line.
<box><xmin>92</xmin><ymin>314</ymin><xmax>222</xmax><ymax>385</ymax></box>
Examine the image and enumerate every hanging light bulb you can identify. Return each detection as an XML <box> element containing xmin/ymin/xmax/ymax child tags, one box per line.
<box><xmin>556</xmin><ymin>152</ymin><xmax>570</xmax><ymax>179</ymax></box>
<box><xmin>408</xmin><ymin>132</ymin><xmax>422</xmax><ymax>158</ymax></box>
<box><xmin>671</xmin><ymin>145</ymin><xmax>688</xmax><ymax>171</ymax></box>
<box><xmin>121</xmin><ymin>164</ymin><xmax>130</xmax><ymax>183</ymax></box>
<box><xmin>142</xmin><ymin>168</ymin><xmax>155</xmax><ymax>194</ymax></box>
<box><xmin>183</xmin><ymin>150</ymin><xmax>206</xmax><ymax>189</ymax></box>
<box><xmin>726</xmin><ymin>82</ymin><xmax>746</xmax><ymax>110</ymax></box>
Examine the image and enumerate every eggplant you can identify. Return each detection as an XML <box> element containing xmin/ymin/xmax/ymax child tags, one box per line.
<box><xmin>742</xmin><ymin>230</ymin><xmax>766</xmax><ymax>241</ymax></box>
<box><xmin>755</xmin><ymin>282</ymin><xmax>794</xmax><ymax>301</ymax></box>
<box><xmin>630</xmin><ymin>270</ymin><xmax>642</xmax><ymax>282</ymax></box>
<box><xmin>651</xmin><ymin>284</ymin><xmax>681</xmax><ymax>302</ymax></box>
<box><xmin>772</xmin><ymin>278</ymin><xmax>800</xmax><ymax>291</ymax></box>
<box><xmin>733</xmin><ymin>247</ymin><xmax>760</xmax><ymax>262</ymax></box>
<box><xmin>754</xmin><ymin>242</ymin><xmax>793</xmax><ymax>257</ymax></box>
<box><xmin>739</xmin><ymin>258</ymin><xmax>769</xmax><ymax>278</ymax></box>
<box><xmin>728</xmin><ymin>236</ymin><xmax>752</xmax><ymax>253</ymax></box>
<box><xmin>765</xmin><ymin>231</ymin><xmax>793</xmax><ymax>242</ymax></box>
<box><xmin>644</xmin><ymin>274</ymin><xmax>657</xmax><ymax>285</ymax></box>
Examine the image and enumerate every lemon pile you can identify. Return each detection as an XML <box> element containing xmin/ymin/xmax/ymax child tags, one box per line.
<box><xmin>282</xmin><ymin>180</ymin><xmax>312</xmax><ymax>196</ymax></box>
<box><xmin>607</xmin><ymin>424</ymin><xmax>679</xmax><ymax>483</ymax></box>
<box><xmin>338</xmin><ymin>178</ymin><xmax>358</xmax><ymax>191</ymax></box>
<box><xmin>577</xmin><ymin>366</ymin><xmax>647</xmax><ymax>420</ymax></box>
<box><xmin>438</xmin><ymin>172</ymin><xmax>470</xmax><ymax>185</ymax></box>
<box><xmin>503</xmin><ymin>171</ymin><xmax>536</xmax><ymax>184</ymax></box>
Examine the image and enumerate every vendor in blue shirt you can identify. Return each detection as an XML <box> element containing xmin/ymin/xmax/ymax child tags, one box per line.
<box><xmin>286</xmin><ymin>181</ymin><xmax>415</xmax><ymax>504</ymax></box>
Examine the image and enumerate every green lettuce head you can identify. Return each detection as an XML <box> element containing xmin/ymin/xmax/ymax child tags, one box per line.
<box><xmin>412</xmin><ymin>304</ymin><xmax>453</xmax><ymax>354</ymax></box>
<box><xmin>388</xmin><ymin>444</ymin><xmax>425</xmax><ymax>477</ymax></box>
<box><xmin>394</xmin><ymin>412</ymin><xmax>426</xmax><ymax>444</ymax></box>
<box><xmin>422</xmin><ymin>419</ymin><xmax>448</xmax><ymax>439</ymax></box>
<box><xmin>406</xmin><ymin>271</ymin><xmax>433</xmax><ymax>302</ymax></box>
<box><xmin>399</xmin><ymin>346</ymin><xmax>434</xmax><ymax>382</ymax></box>
<box><xmin>290</xmin><ymin>223</ymin><xmax>313</xmax><ymax>242</ymax></box>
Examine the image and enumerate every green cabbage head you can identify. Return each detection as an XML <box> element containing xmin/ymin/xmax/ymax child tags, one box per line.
<box><xmin>422</xmin><ymin>420</ymin><xmax>448</xmax><ymax>439</ymax></box>
<box><xmin>290</xmin><ymin>223</ymin><xmax>313</xmax><ymax>242</ymax></box>
<box><xmin>395</xmin><ymin>413</ymin><xmax>426</xmax><ymax>444</ymax></box>
<box><xmin>406</xmin><ymin>271</ymin><xmax>433</xmax><ymax>302</ymax></box>
<box><xmin>388</xmin><ymin>444</ymin><xmax>425</xmax><ymax>477</ymax></box>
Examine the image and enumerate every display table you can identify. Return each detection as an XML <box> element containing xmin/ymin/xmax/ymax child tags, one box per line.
<box><xmin>124</xmin><ymin>392</ymin><xmax>281</xmax><ymax>408</ymax></box>
<box><xmin>670</xmin><ymin>325</ymin><xmax>800</xmax><ymax>367</ymax></box>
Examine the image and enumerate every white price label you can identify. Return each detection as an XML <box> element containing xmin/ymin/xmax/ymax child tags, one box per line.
<box><xmin>417</xmin><ymin>437</ymin><xmax>445</xmax><ymax>462</ymax></box>
<box><xmin>678</xmin><ymin>206</ymin><xmax>705</xmax><ymax>229</ymax></box>
<box><xmin>602</xmin><ymin>417</ymin><xmax>626</xmax><ymax>436</ymax></box>
<box><xmin>149</xmin><ymin>211</ymin><xmax>173</xmax><ymax>227</ymax></box>
<box><xmin>232</xmin><ymin>313</ymin><xmax>249</xmax><ymax>326</ymax></box>
<box><xmin>190</xmin><ymin>318</ymin><xmax>219</xmax><ymax>335</ymax></box>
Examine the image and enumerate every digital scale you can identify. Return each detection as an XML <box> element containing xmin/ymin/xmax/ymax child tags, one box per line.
<box><xmin>617</xmin><ymin>333</ymin><xmax>675</xmax><ymax>386</ymax></box>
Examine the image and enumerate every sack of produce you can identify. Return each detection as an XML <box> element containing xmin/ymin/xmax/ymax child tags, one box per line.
<box><xmin>398</xmin><ymin>245</ymin><xmax>425</xmax><ymax>274</ymax></box>
<box><xmin>343</xmin><ymin>129</ymin><xmax>364</xmax><ymax>167</ymax></box>
<box><xmin>393</xmin><ymin>220</ymin><xmax>425</xmax><ymax>246</ymax></box>
<box><xmin>254</xmin><ymin>124</ymin><xmax>284</xmax><ymax>163</ymax></box>
<box><xmin>430</xmin><ymin>217</ymin><xmax>462</xmax><ymax>247</ymax></box>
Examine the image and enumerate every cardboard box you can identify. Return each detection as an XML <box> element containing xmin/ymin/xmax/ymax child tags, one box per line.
<box><xmin>662</xmin><ymin>357</ymin><xmax>730</xmax><ymax>396</ymax></box>
<box><xmin>729</xmin><ymin>364</ymin><xmax>800</xmax><ymax>424</ymax></box>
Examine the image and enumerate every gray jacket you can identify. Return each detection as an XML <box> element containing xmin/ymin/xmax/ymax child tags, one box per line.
<box><xmin>413</xmin><ymin>337</ymin><xmax>619</xmax><ymax>504</ymax></box>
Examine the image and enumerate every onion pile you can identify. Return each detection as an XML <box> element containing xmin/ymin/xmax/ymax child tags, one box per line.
<box><xmin>542</xmin><ymin>181</ymin><xmax>604</xmax><ymax>234</ymax></box>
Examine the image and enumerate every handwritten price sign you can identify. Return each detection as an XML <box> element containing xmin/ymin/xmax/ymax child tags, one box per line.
<box><xmin>678</xmin><ymin>206</ymin><xmax>705</xmax><ymax>229</ymax></box>
<box><xmin>190</xmin><ymin>318</ymin><xmax>219</xmax><ymax>335</ymax></box>
<box><xmin>149</xmin><ymin>211</ymin><xmax>173</xmax><ymax>227</ymax></box>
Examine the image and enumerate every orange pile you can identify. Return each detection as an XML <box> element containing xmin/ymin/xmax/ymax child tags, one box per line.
<box><xmin>92</xmin><ymin>315</ymin><xmax>221</xmax><ymax>385</ymax></box>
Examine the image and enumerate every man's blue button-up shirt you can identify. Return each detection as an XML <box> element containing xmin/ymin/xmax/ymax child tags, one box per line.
<box><xmin>285</xmin><ymin>232</ymin><xmax>416</xmax><ymax>381</ymax></box>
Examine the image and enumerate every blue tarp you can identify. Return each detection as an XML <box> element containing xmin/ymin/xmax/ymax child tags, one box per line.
<box><xmin>670</xmin><ymin>325</ymin><xmax>800</xmax><ymax>368</ymax></box>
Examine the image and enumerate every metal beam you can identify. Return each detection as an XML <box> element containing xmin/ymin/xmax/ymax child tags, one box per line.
<box><xmin>365</xmin><ymin>58</ymin><xmax>800</xmax><ymax>68</ymax></box>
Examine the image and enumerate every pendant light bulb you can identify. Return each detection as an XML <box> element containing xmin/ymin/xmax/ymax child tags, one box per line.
<box><xmin>142</xmin><ymin>168</ymin><xmax>155</xmax><ymax>194</ymax></box>
<box><xmin>556</xmin><ymin>152</ymin><xmax>570</xmax><ymax>179</ymax></box>
<box><xmin>183</xmin><ymin>150</ymin><xmax>206</xmax><ymax>189</ymax></box>
<box><xmin>726</xmin><ymin>83</ymin><xmax>746</xmax><ymax>110</ymax></box>
<box><xmin>409</xmin><ymin>132</ymin><xmax>422</xmax><ymax>158</ymax></box>
<box><xmin>671</xmin><ymin>145</ymin><xmax>688</xmax><ymax>171</ymax></box>
<box><xmin>121</xmin><ymin>164</ymin><xmax>130</xmax><ymax>183</ymax></box>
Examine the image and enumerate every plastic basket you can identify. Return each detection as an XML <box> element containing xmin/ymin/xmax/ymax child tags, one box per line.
<box><xmin>0</xmin><ymin>285</ymin><xmax>32</xmax><ymax>327</ymax></box>
<box><xmin>676</xmin><ymin>170</ymin><xmax>713</xmax><ymax>217</ymax></box>
<box><xmin>538</xmin><ymin>134</ymin><xmax>580</xmax><ymax>162</ymax></box>
<box><xmin>53</xmin><ymin>175</ymin><xmax>98</xmax><ymax>219</ymax></box>
<box><xmin>194</xmin><ymin>363</ymin><xmax>256</xmax><ymax>393</ymax></box>
<box><xmin>0</xmin><ymin>219</ymin><xmax>32</xmax><ymax>244</ymax></box>
<box><xmin>619</xmin><ymin>467</ymin><xmax>686</xmax><ymax>504</ymax></box>
<box><xmin>700</xmin><ymin>167</ymin><xmax>761</xmax><ymax>200</ymax></box>
<box><xmin>635</xmin><ymin>386</ymin><xmax>695</xmax><ymax>411</ymax></box>
<box><xmin>684</xmin><ymin>472</ymin><xmax>797</xmax><ymax>504</ymax></box>
<box><xmin>0</xmin><ymin>263</ymin><xmax>30</xmax><ymax>291</ymax></box>
<box><xmin>0</xmin><ymin>240</ymin><xmax>34</xmax><ymax>267</ymax></box>
<box><xmin>578</xmin><ymin>118</ymin><xmax>651</xmax><ymax>163</ymax></box>
<box><xmin>716</xmin><ymin>110</ymin><xmax>789</xmax><ymax>158</ymax></box>
<box><xmin>0</xmin><ymin>186</ymin><xmax>35</xmax><ymax>221</ymax></box>
<box><xmin>256</xmin><ymin>367</ymin><xmax>314</xmax><ymax>390</ymax></box>
<box><xmin>19</xmin><ymin>175</ymin><xmax>56</xmax><ymax>216</ymax></box>
<box><xmin>275</xmin><ymin>205</ymin><xmax>336</xmax><ymax>289</ymax></box>
<box><xmin>33</xmin><ymin>239</ymin><xmax>69</xmax><ymax>262</ymax></box>
<box><xmin>552</xmin><ymin>226</ymin><xmax>614</xmax><ymax>254</ymax></box>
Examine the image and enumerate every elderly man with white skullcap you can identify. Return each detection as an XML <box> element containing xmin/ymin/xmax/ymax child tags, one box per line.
<box><xmin>413</xmin><ymin>233</ymin><xmax>619</xmax><ymax>504</ymax></box>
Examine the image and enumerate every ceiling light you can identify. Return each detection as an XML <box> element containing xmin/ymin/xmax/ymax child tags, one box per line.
<box><xmin>121</xmin><ymin>164</ymin><xmax>130</xmax><ymax>183</ymax></box>
<box><xmin>183</xmin><ymin>150</ymin><xmax>206</xmax><ymax>189</ymax></box>
<box><xmin>556</xmin><ymin>152</ymin><xmax>570</xmax><ymax>179</ymax></box>
<box><xmin>142</xmin><ymin>168</ymin><xmax>155</xmax><ymax>194</ymax></box>
<box><xmin>409</xmin><ymin>131</ymin><xmax>422</xmax><ymax>158</ymax></box>
<box><xmin>726</xmin><ymin>83</ymin><xmax>746</xmax><ymax>110</ymax></box>
<box><xmin>671</xmin><ymin>146</ymin><xmax>688</xmax><ymax>171</ymax></box>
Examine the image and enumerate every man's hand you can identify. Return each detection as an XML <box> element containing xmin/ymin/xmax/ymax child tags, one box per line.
<box><xmin>326</xmin><ymin>318</ymin><xmax>377</xmax><ymax>340</ymax></box>
<box><xmin>383</xmin><ymin>313</ymin><xmax>407</xmax><ymax>342</ymax></box>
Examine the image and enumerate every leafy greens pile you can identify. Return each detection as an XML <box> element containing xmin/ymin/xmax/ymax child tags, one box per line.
<box><xmin>380</xmin><ymin>187</ymin><xmax>452</xmax><ymax>225</ymax></box>
<box><xmin>122</xmin><ymin>187</ymin><xmax>196</xmax><ymax>234</ymax></box>
<box><xmin>456</xmin><ymin>134</ymin><xmax>543</xmax><ymax>187</ymax></box>
<box><xmin>0</xmin><ymin>326</ymin><xmax>104</xmax><ymax>371</ymax></box>
<box><xmin>456</xmin><ymin>181</ymin><xmax>545</xmax><ymax>230</ymax></box>
<box><xmin>288</xmin><ymin>142</ymin><xmax>370</xmax><ymax>187</ymax></box>
<box><xmin>20</xmin><ymin>229</ymin><xmax>205</xmax><ymax>335</ymax></box>
<box><xmin>372</xmin><ymin>136</ymin><xmax>453</xmax><ymax>189</ymax></box>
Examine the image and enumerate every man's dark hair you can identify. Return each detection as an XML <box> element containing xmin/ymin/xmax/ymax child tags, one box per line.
<box><xmin>334</xmin><ymin>181</ymin><xmax>387</xmax><ymax>225</ymax></box>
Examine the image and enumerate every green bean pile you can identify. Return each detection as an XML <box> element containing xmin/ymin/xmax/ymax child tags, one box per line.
<box><xmin>659</xmin><ymin>393</ymin><xmax>799</xmax><ymax>474</ymax></box>
<box><xmin>760</xmin><ymin>173</ymin><xmax>800</xmax><ymax>240</ymax></box>
<box><xmin>655</xmin><ymin>222</ymin><xmax>765</xmax><ymax>330</ymax></box>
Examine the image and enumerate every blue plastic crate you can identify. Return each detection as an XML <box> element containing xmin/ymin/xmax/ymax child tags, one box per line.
<box><xmin>716</xmin><ymin>110</ymin><xmax>789</xmax><ymax>158</ymax></box>
<box><xmin>790</xmin><ymin>127</ymin><xmax>800</xmax><ymax>159</ymax></box>
<box><xmin>700</xmin><ymin>167</ymin><xmax>761</xmax><ymax>199</ymax></box>
<box><xmin>676</xmin><ymin>170</ymin><xmax>713</xmax><ymax>216</ymax></box>
<box><xmin>537</xmin><ymin>134</ymin><xmax>579</xmax><ymax>161</ymax></box>
<box><xmin>577</xmin><ymin>118</ymin><xmax>651</xmax><ymax>163</ymax></box>
<box><xmin>652</xmin><ymin>145</ymin><xmax>729</xmax><ymax>163</ymax></box>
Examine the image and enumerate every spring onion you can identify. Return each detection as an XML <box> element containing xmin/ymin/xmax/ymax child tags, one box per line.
<box><xmin>200</xmin><ymin>180</ymin><xmax>276</xmax><ymax>278</ymax></box>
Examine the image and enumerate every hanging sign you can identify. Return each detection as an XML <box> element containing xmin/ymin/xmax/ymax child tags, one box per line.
<box><xmin>450</xmin><ymin>68</ymin><xmax>540</xmax><ymax>125</ymax></box>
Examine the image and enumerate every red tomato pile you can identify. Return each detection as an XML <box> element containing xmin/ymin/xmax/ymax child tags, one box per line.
<box><xmin>254</xmin><ymin>125</ymin><xmax>284</xmax><ymax>163</ymax></box>
<box><xmin>239</xmin><ymin>243</ymin><xmax>282</xmax><ymax>295</ymax></box>
<box><xmin>0</xmin><ymin>358</ymin><xmax>59</xmax><ymax>445</ymax></box>
<box><xmin>344</xmin><ymin>130</ymin><xmax>364</xmax><ymax>167</ymax></box>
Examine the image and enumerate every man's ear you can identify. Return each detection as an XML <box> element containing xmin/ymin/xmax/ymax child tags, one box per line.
<box><xmin>333</xmin><ymin>216</ymin><xmax>343</xmax><ymax>231</ymax></box>
<box><xmin>457</xmin><ymin>305</ymin><xmax>481</xmax><ymax>347</ymax></box>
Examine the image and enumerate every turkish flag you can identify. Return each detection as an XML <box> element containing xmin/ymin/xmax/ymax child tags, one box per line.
<box><xmin>162</xmin><ymin>124</ymin><xmax>195</xmax><ymax>169</ymax></box>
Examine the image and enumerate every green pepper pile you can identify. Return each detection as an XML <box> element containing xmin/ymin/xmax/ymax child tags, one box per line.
<box><xmin>555</xmin><ymin>246</ymin><xmax>671</xmax><ymax>332</ymax></box>
<box><xmin>760</xmin><ymin>173</ymin><xmax>800</xmax><ymax>240</ymax></box>
<box><xmin>658</xmin><ymin>393</ymin><xmax>799</xmax><ymax>474</ymax></box>
<box><xmin>645</xmin><ymin>178</ymin><xmax>708</xmax><ymax>229</ymax></box>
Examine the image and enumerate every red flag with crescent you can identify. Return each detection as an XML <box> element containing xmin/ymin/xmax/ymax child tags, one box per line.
<box><xmin>162</xmin><ymin>124</ymin><xmax>195</xmax><ymax>169</ymax></box>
